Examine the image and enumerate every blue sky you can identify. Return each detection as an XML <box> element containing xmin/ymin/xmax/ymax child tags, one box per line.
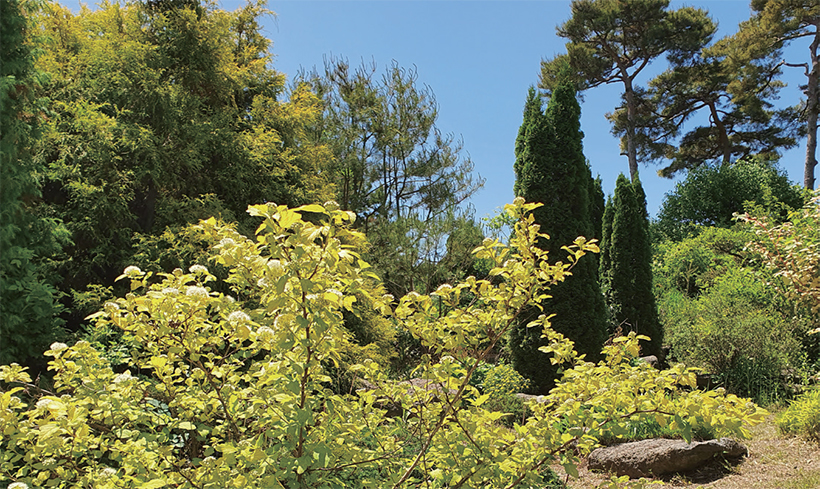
<box><xmin>62</xmin><ymin>0</ymin><xmax>812</xmax><ymax>222</ymax></box>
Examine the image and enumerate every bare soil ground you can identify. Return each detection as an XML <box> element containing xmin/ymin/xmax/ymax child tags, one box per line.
<box><xmin>562</xmin><ymin>414</ymin><xmax>820</xmax><ymax>489</ymax></box>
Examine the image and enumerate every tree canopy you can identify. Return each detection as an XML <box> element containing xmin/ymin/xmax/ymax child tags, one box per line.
<box><xmin>30</xmin><ymin>0</ymin><xmax>335</xmax><ymax>329</ymax></box>
<box><xmin>745</xmin><ymin>0</ymin><xmax>819</xmax><ymax>189</ymax></box>
<box><xmin>655</xmin><ymin>156</ymin><xmax>806</xmax><ymax>241</ymax></box>
<box><xmin>608</xmin><ymin>28</ymin><xmax>800</xmax><ymax>178</ymax></box>
<box><xmin>301</xmin><ymin>58</ymin><xmax>484</xmax><ymax>297</ymax></box>
<box><xmin>541</xmin><ymin>0</ymin><xmax>715</xmax><ymax>181</ymax></box>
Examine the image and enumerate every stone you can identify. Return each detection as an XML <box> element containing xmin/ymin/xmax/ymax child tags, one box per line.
<box><xmin>587</xmin><ymin>438</ymin><xmax>748</xmax><ymax>478</ymax></box>
<box><xmin>638</xmin><ymin>355</ymin><xmax>658</xmax><ymax>367</ymax></box>
<box><xmin>514</xmin><ymin>393</ymin><xmax>546</xmax><ymax>404</ymax></box>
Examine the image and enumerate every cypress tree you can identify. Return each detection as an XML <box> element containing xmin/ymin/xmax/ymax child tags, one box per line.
<box><xmin>510</xmin><ymin>82</ymin><xmax>608</xmax><ymax>393</ymax></box>
<box><xmin>599</xmin><ymin>174</ymin><xmax>662</xmax><ymax>357</ymax></box>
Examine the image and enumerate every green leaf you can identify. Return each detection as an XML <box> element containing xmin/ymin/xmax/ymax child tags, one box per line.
<box><xmin>139</xmin><ymin>479</ymin><xmax>166</xmax><ymax>488</ymax></box>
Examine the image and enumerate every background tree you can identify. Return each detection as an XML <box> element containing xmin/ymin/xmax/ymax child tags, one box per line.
<box><xmin>608</xmin><ymin>31</ymin><xmax>799</xmax><ymax>178</ymax></box>
<box><xmin>744</xmin><ymin>0</ymin><xmax>819</xmax><ymax>189</ymax></box>
<box><xmin>301</xmin><ymin>58</ymin><xmax>484</xmax><ymax>297</ymax></box>
<box><xmin>32</xmin><ymin>0</ymin><xmax>334</xmax><ymax>330</ymax></box>
<box><xmin>510</xmin><ymin>82</ymin><xmax>608</xmax><ymax>393</ymax></box>
<box><xmin>0</xmin><ymin>0</ymin><xmax>65</xmax><ymax>367</ymax></box>
<box><xmin>654</xmin><ymin>155</ymin><xmax>806</xmax><ymax>241</ymax></box>
<box><xmin>600</xmin><ymin>174</ymin><xmax>662</xmax><ymax>357</ymax></box>
<box><xmin>541</xmin><ymin>0</ymin><xmax>715</xmax><ymax>181</ymax></box>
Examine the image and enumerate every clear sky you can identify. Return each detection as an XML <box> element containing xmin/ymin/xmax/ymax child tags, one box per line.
<box><xmin>62</xmin><ymin>0</ymin><xmax>812</xmax><ymax>222</ymax></box>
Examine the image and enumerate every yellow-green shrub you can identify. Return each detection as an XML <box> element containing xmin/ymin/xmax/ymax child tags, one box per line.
<box><xmin>777</xmin><ymin>388</ymin><xmax>820</xmax><ymax>441</ymax></box>
<box><xmin>0</xmin><ymin>199</ymin><xmax>768</xmax><ymax>488</ymax></box>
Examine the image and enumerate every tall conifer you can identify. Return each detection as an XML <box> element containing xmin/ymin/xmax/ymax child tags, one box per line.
<box><xmin>600</xmin><ymin>174</ymin><xmax>662</xmax><ymax>357</ymax></box>
<box><xmin>0</xmin><ymin>0</ymin><xmax>64</xmax><ymax>366</ymax></box>
<box><xmin>510</xmin><ymin>82</ymin><xmax>608</xmax><ymax>393</ymax></box>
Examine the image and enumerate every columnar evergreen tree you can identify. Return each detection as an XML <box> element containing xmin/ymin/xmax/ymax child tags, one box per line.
<box><xmin>0</xmin><ymin>0</ymin><xmax>64</xmax><ymax>366</ymax></box>
<box><xmin>600</xmin><ymin>174</ymin><xmax>662</xmax><ymax>357</ymax></box>
<box><xmin>510</xmin><ymin>82</ymin><xmax>608</xmax><ymax>393</ymax></box>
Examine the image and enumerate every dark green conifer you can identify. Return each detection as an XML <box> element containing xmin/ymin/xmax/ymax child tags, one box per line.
<box><xmin>510</xmin><ymin>81</ymin><xmax>608</xmax><ymax>393</ymax></box>
<box><xmin>0</xmin><ymin>0</ymin><xmax>64</xmax><ymax>366</ymax></box>
<box><xmin>600</xmin><ymin>174</ymin><xmax>662</xmax><ymax>357</ymax></box>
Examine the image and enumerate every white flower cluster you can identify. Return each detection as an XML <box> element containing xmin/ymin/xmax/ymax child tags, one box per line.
<box><xmin>185</xmin><ymin>286</ymin><xmax>209</xmax><ymax>299</ymax></box>
<box><xmin>227</xmin><ymin>310</ymin><xmax>250</xmax><ymax>325</ymax></box>
<box><xmin>189</xmin><ymin>264</ymin><xmax>208</xmax><ymax>275</ymax></box>
<box><xmin>113</xmin><ymin>371</ymin><xmax>133</xmax><ymax>384</ymax></box>
<box><xmin>267</xmin><ymin>259</ymin><xmax>284</xmax><ymax>275</ymax></box>
<box><xmin>49</xmin><ymin>342</ymin><xmax>68</xmax><ymax>353</ymax></box>
<box><xmin>36</xmin><ymin>398</ymin><xmax>53</xmax><ymax>410</ymax></box>
<box><xmin>123</xmin><ymin>266</ymin><xmax>142</xmax><ymax>278</ymax></box>
<box><xmin>161</xmin><ymin>287</ymin><xmax>179</xmax><ymax>296</ymax></box>
<box><xmin>8</xmin><ymin>482</ymin><xmax>29</xmax><ymax>489</ymax></box>
<box><xmin>99</xmin><ymin>467</ymin><xmax>117</xmax><ymax>478</ymax></box>
<box><xmin>257</xmin><ymin>326</ymin><xmax>275</xmax><ymax>343</ymax></box>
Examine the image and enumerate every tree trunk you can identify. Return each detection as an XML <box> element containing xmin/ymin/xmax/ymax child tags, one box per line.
<box><xmin>805</xmin><ymin>23</ymin><xmax>819</xmax><ymax>190</ymax></box>
<box><xmin>708</xmin><ymin>101</ymin><xmax>732</xmax><ymax>165</ymax></box>
<box><xmin>624</xmin><ymin>77</ymin><xmax>639</xmax><ymax>181</ymax></box>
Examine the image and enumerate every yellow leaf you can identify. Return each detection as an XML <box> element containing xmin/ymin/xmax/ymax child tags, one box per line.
<box><xmin>293</xmin><ymin>204</ymin><xmax>326</xmax><ymax>214</ymax></box>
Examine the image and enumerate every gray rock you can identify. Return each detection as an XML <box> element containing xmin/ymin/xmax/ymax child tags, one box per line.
<box><xmin>638</xmin><ymin>355</ymin><xmax>659</xmax><ymax>367</ymax></box>
<box><xmin>514</xmin><ymin>393</ymin><xmax>546</xmax><ymax>404</ymax></box>
<box><xmin>588</xmin><ymin>438</ymin><xmax>747</xmax><ymax>478</ymax></box>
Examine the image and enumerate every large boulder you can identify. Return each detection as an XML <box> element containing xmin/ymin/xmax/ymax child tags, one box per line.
<box><xmin>588</xmin><ymin>438</ymin><xmax>747</xmax><ymax>478</ymax></box>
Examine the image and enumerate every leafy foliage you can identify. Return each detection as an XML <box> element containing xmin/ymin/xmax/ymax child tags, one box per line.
<box><xmin>661</xmin><ymin>268</ymin><xmax>804</xmax><ymax>403</ymax></box>
<box><xmin>0</xmin><ymin>0</ymin><xmax>66</xmax><ymax>366</ymax></box>
<box><xmin>777</xmin><ymin>387</ymin><xmax>820</xmax><ymax>441</ymax></box>
<box><xmin>0</xmin><ymin>200</ymin><xmax>768</xmax><ymax>488</ymax></box>
<box><xmin>741</xmin><ymin>192</ymin><xmax>820</xmax><ymax>332</ymax></box>
<box><xmin>511</xmin><ymin>81</ymin><xmax>608</xmax><ymax>393</ymax></box>
<box><xmin>654</xmin><ymin>226</ymin><xmax>753</xmax><ymax>299</ymax></box>
<box><xmin>31</xmin><ymin>0</ymin><xmax>334</xmax><ymax>328</ymax></box>
<box><xmin>655</xmin><ymin>226</ymin><xmax>812</xmax><ymax>403</ymax></box>
<box><xmin>654</xmin><ymin>156</ymin><xmax>805</xmax><ymax>241</ymax></box>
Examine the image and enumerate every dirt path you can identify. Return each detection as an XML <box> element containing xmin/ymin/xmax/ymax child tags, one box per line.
<box><xmin>564</xmin><ymin>415</ymin><xmax>820</xmax><ymax>488</ymax></box>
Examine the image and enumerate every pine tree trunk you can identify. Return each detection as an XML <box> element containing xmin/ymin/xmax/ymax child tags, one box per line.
<box><xmin>624</xmin><ymin>77</ymin><xmax>639</xmax><ymax>181</ymax></box>
<box><xmin>709</xmin><ymin>101</ymin><xmax>732</xmax><ymax>165</ymax></box>
<box><xmin>804</xmin><ymin>24</ymin><xmax>819</xmax><ymax>190</ymax></box>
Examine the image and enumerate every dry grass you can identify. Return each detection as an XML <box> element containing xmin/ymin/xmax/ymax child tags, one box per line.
<box><xmin>559</xmin><ymin>414</ymin><xmax>820</xmax><ymax>488</ymax></box>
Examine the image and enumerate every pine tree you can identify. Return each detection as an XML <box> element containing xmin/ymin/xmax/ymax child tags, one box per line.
<box><xmin>510</xmin><ymin>83</ymin><xmax>608</xmax><ymax>393</ymax></box>
<box><xmin>541</xmin><ymin>0</ymin><xmax>716</xmax><ymax>181</ymax></box>
<box><xmin>600</xmin><ymin>174</ymin><xmax>662</xmax><ymax>357</ymax></box>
